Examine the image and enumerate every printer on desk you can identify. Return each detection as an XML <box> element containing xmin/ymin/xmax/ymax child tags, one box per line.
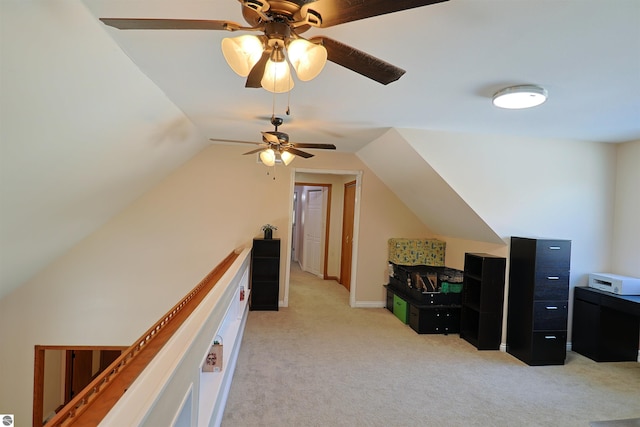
<box><xmin>588</xmin><ymin>273</ymin><xmax>640</xmax><ymax>295</ymax></box>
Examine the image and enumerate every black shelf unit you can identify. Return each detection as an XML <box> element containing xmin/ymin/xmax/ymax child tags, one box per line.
<box><xmin>460</xmin><ymin>253</ymin><xmax>506</xmax><ymax>350</ymax></box>
<box><xmin>250</xmin><ymin>238</ymin><xmax>280</xmax><ymax>311</ymax></box>
<box><xmin>506</xmin><ymin>237</ymin><xmax>571</xmax><ymax>366</ymax></box>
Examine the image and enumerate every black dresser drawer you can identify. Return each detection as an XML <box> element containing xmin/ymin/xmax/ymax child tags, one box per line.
<box><xmin>535</xmin><ymin>240</ymin><xmax>571</xmax><ymax>268</ymax></box>
<box><xmin>533</xmin><ymin>301</ymin><xmax>568</xmax><ymax>330</ymax></box>
<box><xmin>409</xmin><ymin>305</ymin><xmax>460</xmax><ymax>334</ymax></box>
<box><xmin>421</xmin><ymin>292</ymin><xmax>461</xmax><ymax>306</ymax></box>
<box><xmin>530</xmin><ymin>331</ymin><xmax>567</xmax><ymax>365</ymax></box>
<box><xmin>533</xmin><ymin>269</ymin><xmax>570</xmax><ymax>300</ymax></box>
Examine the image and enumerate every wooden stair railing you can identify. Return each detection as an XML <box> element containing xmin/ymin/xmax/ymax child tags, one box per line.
<box><xmin>42</xmin><ymin>250</ymin><xmax>240</xmax><ymax>427</ymax></box>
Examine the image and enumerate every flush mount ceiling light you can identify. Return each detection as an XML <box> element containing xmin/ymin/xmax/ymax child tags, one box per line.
<box><xmin>492</xmin><ymin>85</ymin><xmax>548</xmax><ymax>109</ymax></box>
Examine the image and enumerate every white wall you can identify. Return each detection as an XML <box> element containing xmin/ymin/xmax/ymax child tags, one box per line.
<box><xmin>42</xmin><ymin>350</ymin><xmax>64</xmax><ymax>420</ymax></box>
<box><xmin>358</xmin><ymin>129</ymin><xmax>504</xmax><ymax>244</ymax></box>
<box><xmin>398</xmin><ymin>128</ymin><xmax>618</xmax><ymax>287</ymax></box>
<box><xmin>0</xmin><ymin>1</ymin><xmax>208</xmax><ymax>300</ymax></box>
<box><xmin>611</xmin><ymin>140</ymin><xmax>640</xmax><ymax>277</ymax></box>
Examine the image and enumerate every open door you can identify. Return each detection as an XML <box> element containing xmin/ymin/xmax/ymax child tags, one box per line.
<box><xmin>65</xmin><ymin>350</ymin><xmax>93</xmax><ymax>403</ymax></box>
<box><xmin>64</xmin><ymin>349</ymin><xmax>121</xmax><ymax>403</ymax></box>
<box><xmin>302</xmin><ymin>188</ymin><xmax>324</xmax><ymax>277</ymax></box>
<box><xmin>294</xmin><ymin>183</ymin><xmax>332</xmax><ymax>278</ymax></box>
<box><xmin>340</xmin><ymin>180</ymin><xmax>356</xmax><ymax>291</ymax></box>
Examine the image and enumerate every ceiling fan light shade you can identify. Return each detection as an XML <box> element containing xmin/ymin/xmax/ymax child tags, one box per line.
<box><xmin>261</xmin><ymin>59</ymin><xmax>294</xmax><ymax>93</ymax></box>
<box><xmin>221</xmin><ymin>35</ymin><xmax>263</xmax><ymax>77</ymax></box>
<box><xmin>280</xmin><ymin>150</ymin><xmax>295</xmax><ymax>165</ymax></box>
<box><xmin>259</xmin><ymin>148</ymin><xmax>276</xmax><ymax>166</ymax></box>
<box><xmin>287</xmin><ymin>39</ymin><xmax>327</xmax><ymax>81</ymax></box>
<box><xmin>492</xmin><ymin>85</ymin><xmax>548</xmax><ymax>109</ymax></box>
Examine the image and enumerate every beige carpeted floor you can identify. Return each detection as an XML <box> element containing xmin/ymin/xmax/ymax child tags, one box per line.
<box><xmin>222</xmin><ymin>265</ymin><xmax>640</xmax><ymax>426</ymax></box>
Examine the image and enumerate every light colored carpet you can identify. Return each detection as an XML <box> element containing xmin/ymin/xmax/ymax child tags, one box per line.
<box><xmin>222</xmin><ymin>265</ymin><xmax>640</xmax><ymax>426</ymax></box>
<box><xmin>590</xmin><ymin>418</ymin><xmax>640</xmax><ymax>427</ymax></box>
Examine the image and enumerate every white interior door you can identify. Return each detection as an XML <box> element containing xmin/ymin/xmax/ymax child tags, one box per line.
<box><xmin>302</xmin><ymin>189</ymin><xmax>323</xmax><ymax>277</ymax></box>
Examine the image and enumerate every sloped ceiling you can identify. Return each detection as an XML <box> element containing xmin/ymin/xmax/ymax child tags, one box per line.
<box><xmin>357</xmin><ymin>129</ymin><xmax>503</xmax><ymax>244</ymax></box>
<box><xmin>80</xmin><ymin>0</ymin><xmax>640</xmax><ymax>147</ymax></box>
<box><xmin>0</xmin><ymin>2</ymin><xmax>208</xmax><ymax>299</ymax></box>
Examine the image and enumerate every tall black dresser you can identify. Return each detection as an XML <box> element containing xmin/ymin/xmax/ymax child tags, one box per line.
<box><xmin>250</xmin><ymin>238</ymin><xmax>280</xmax><ymax>311</ymax></box>
<box><xmin>506</xmin><ymin>237</ymin><xmax>571</xmax><ymax>365</ymax></box>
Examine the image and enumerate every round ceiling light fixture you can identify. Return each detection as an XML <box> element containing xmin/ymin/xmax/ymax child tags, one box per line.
<box><xmin>492</xmin><ymin>85</ymin><xmax>548</xmax><ymax>109</ymax></box>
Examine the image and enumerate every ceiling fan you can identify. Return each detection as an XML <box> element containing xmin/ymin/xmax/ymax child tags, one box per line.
<box><xmin>209</xmin><ymin>116</ymin><xmax>336</xmax><ymax>166</ymax></box>
<box><xmin>99</xmin><ymin>0</ymin><xmax>448</xmax><ymax>92</ymax></box>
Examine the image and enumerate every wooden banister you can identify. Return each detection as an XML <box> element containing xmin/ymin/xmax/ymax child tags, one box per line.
<box><xmin>43</xmin><ymin>250</ymin><xmax>240</xmax><ymax>427</ymax></box>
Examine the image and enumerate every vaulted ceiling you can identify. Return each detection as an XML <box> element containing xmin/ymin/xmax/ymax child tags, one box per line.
<box><xmin>1</xmin><ymin>0</ymin><xmax>639</xmax><ymax>299</ymax></box>
<box><xmin>81</xmin><ymin>0</ymin><xmax>640</xmax><ymax>147</ymax></box>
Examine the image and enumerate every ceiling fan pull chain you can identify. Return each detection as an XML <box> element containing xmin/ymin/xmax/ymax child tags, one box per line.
<box><xmin>271</xmin><ymin>76</ymin><xmax>277</xmax><ymax>120</ymax></box>
<box><xmin>286</xmin><ymin>76</ymin><xmax>291</xmax><ymax>115</ymax></box>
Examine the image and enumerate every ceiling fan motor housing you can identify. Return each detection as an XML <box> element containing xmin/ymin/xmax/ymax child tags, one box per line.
<box><xmin>270</xmin><ymin>116</ymin><xmax>284</xmax><ymax>127</ymax></box>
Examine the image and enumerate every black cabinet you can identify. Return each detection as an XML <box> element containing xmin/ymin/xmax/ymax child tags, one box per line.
<box><xmin>460</xmin><ymin>253</ymin><xmax>506</xmax><ymax>350</ymax></box>
<box><xmin>250</xmin><ymin>238</ymin><xmax>280</xmax><ymax>311</ymax></box>
<box><xmin>506</xmin><ymin>237</ymin><xmax>571</xmax><ymax>366</ymax></box>
<box><xmin>409</xmin><ymin>304</ymin><xmax>460</xmax><ymax>334</ymax></box>
<box><xmin>572</xmin><ymin>286</ymin><xmax>640</xmax><ymax>362</ymax></box>
<box><xmin>385</xmin><ymin>286</ymin><xmax>461</xmax><ymax>334</ymax></box>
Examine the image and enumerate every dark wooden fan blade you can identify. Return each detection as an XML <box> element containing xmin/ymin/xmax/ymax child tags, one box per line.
<box><xmin>261</xmin><ymin>132</ymin><xmax>281</xmax><ymax>144</ymax></box>
<box><xmin>285</xmin><ymin>147</ymin><xmax>315</xmax><ymax>158</ymax></box>
<box><xmin>309</xmin><ymin>36</ymin><xmax>405</xmax><ymax>85</ymax></box>
<box><xmin>246</xmin><ymin>50</ymin><xmax>271</xmax><ymax>88</ymax></box>
<box><xmin>209</xmin><ymin>138</ymin><xmax>260</xmax><ymax>145</ymax></box>
<box><xmin>307</xmin><ymin>0</ymin><xmax>448</xmax><ymax>28</ymax></box>
<box><xmin>99</xmin><ymin>18</ymin><xmax>242</xmax><ymax>31</ymax></box>
<box><xmin>292</xmin><ymin>142</ymin><xmax>337</xmax><ymax>150</ymax></box>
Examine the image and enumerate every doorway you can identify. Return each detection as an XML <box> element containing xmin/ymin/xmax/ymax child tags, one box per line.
<box><xmin>33</xmin><ymin>345</ymin><xmax>127</xmax><ymax>425</ymax></box>
<box><xmin>284</xmin><ymin>169</ymin><xmax>362</xmax><ymax>308</ymax></box>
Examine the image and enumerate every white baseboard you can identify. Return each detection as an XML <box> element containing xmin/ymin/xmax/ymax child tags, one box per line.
<box><xmin>353</xmin><ymin>301</ymin><xmax>386</xmax><ymax>308</ymax></box>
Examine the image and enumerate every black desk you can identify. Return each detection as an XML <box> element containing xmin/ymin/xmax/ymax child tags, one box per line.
<box><xmin>572</xmin><ymin>286</ymin><xmax>640</xmax><ymax>362</ymax></box>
